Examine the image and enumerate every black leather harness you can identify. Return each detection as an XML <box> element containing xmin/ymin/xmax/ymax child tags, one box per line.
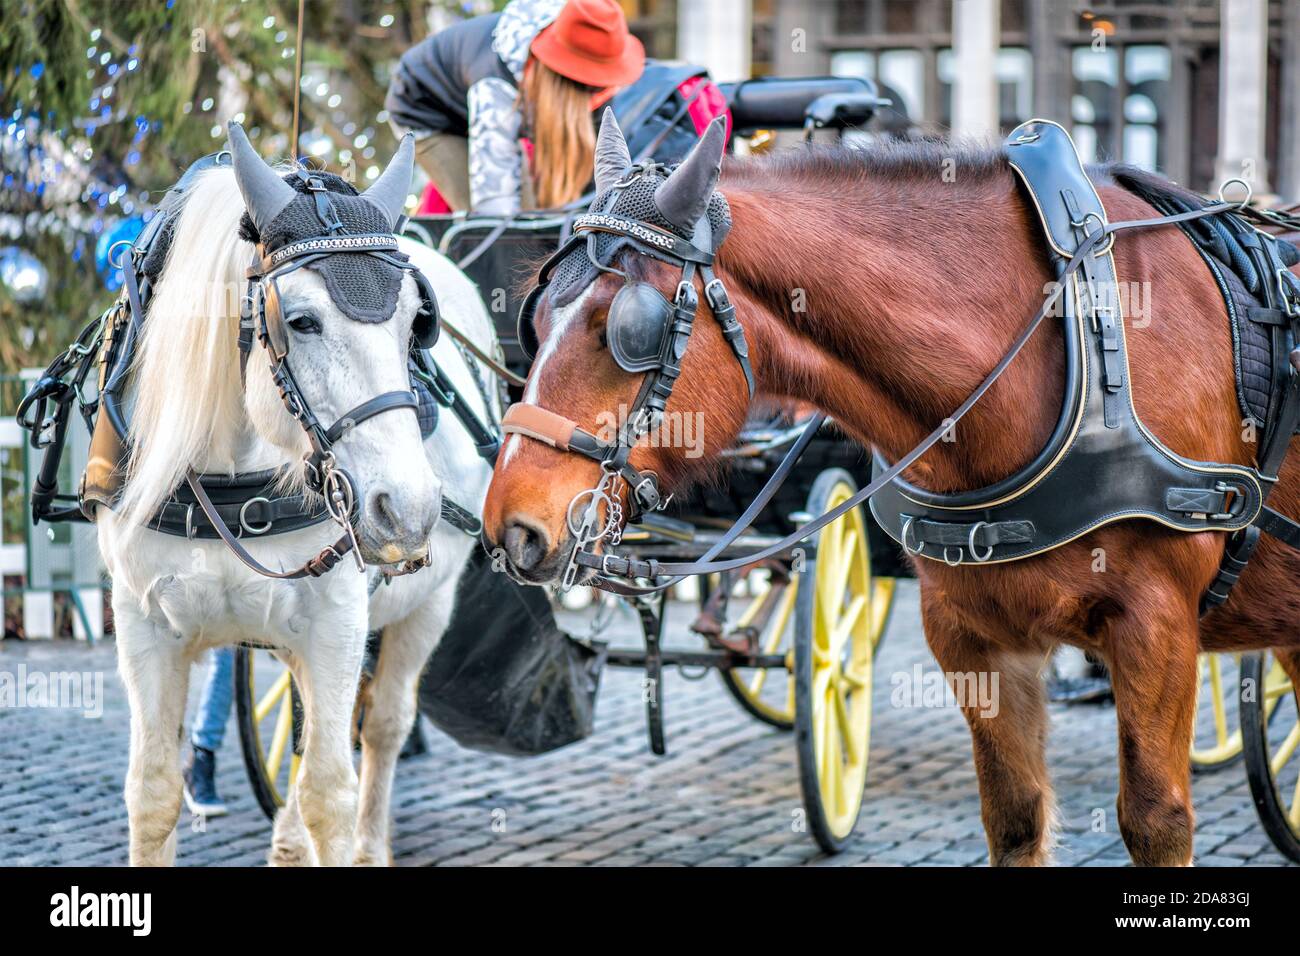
<box><xmin>869</xmin><ymin>122</ymin><xmax>1273</xmax><ymax>570</ymax></box>
<box><xmin>513</xmin><ymin>120</ymin><xmax>1300</xmax><ymax>611</ymax></box>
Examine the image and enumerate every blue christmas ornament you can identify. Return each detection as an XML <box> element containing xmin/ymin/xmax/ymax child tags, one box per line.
<box><xmin>95</xmin><ymin>215</ymin><xmax>144</xmax><ymax>290</ymax></box>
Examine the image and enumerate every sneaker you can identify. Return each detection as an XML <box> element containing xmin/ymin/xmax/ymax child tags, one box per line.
<box><xmin>182</xmin><ymin>745</ymin><xmax>229</xmax><ymax>817</ymax></box>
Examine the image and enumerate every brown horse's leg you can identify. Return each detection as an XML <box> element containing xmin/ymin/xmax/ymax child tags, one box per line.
<box><xmin>922</xmin><ymin>602</ymin><xmax>1055</xmax><ymax>866</ymax></box>
<box><xmin>1102</xmin><ymin>602</ymin><xmax>1199</xmax><ymax>866</ymax></box>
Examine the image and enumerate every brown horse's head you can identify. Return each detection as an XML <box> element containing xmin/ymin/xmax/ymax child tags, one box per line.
<box><xmin>482</xmin><ymin>112</ymin><xmax>752</xmax><ymax>583</ymax></box>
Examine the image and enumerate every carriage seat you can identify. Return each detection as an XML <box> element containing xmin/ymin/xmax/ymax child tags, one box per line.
<box><xmin>718</xmin><ymin>76</ymin><xmax>883</xmax><ymax>135</ymax></box>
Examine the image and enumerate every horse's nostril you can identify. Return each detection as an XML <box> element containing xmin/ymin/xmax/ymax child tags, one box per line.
<box><xmin>504</xmin><ymin>518</ymin><xmax>549</xmax><ymax>571</ymax></box>
<box><xmin>370</xmin><ymin>490</ymin><xmax>400</xmax><ymax>537</ymax></box>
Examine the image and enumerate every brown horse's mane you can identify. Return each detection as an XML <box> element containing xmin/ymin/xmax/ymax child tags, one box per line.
<box><xmin>724</xmin><ymin>138</ymin><xmax>1012</xmax><ymax>190</ymax></box>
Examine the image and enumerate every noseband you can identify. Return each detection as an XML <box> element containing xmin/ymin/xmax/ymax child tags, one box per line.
<box><xmin>505</xmin><ymin>163</ymin><xmax>755</xmax><ymax>589</ymax></box>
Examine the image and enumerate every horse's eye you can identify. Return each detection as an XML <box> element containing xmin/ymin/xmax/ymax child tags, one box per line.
<box><xmin>286</xmin><ymin>312</ymin><xmax>321</xmax><ymax>335</ymax></box>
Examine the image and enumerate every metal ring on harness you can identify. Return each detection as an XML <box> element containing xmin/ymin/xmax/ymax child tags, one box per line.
<box><xmin>107</xmin><ymin>239</ymin><xmax>134</xmax><ymax>271</ymax></box>
<box><xmin>567</xmin><ymin>486</ymin><xmax>612</xmax><ymax>539</ymax></box>
<box><xmin>239</xmin><ymin>496</ymin><xmax>273</xmax><ymax>535</ymax></box>
<box><xmin>1072</xmin><ymin>212</ymin><xmax>1116</xmax><ymax>257</ymax></box>
<box><xmin>901</xmin><ymin>515</ymin><xmax>925</xmax><ymax>556</ymax></box>
<box><xmin>942</xmin><ymin>546</ymin><xmax>963</xmax><ymax>567</ymax></box>
<box><xmin>323</xmin><ymin>466</ymin><xmax>355</xmax><ymax>524</ymax></box>
<box><xmin>967</xmin><ymin>520</ymin><xmax>994</xmax><ymax>563</ymax></box>
<box><xmin>1218</xmin><ymin>177</ymin><xmax>1253</xmax><ymax>210</ymax></box>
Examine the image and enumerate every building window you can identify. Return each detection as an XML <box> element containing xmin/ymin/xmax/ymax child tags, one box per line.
<box><xmin>1069</xmin><ymin>42</ymin><xmax>1170</xmax><ymax>171</ymax></box>
<box><xmin>620</xmin><ymin>0</ymin><xmax>676</xmax><ymax>61</ymax></box>
<box><xmin>1123</xmin><ymin>45</ymin><xmax>1171</xmax><ymax>172</ymax></box>
<box><xmin>1071</xmin><ymin>46</ymin><xmax>1118</xmax><ymax>164</ymax></box>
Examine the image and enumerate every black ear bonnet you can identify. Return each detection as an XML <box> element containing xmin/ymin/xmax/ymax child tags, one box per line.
<box><xmin>544</xmin><ymin>166</ymin><xmax>733</xmax><ymax>310</ymax></box>
<box><xmin>239</xmin><ymin>170</ymin><xmax>409</xmax><ymax>324</ymax></box>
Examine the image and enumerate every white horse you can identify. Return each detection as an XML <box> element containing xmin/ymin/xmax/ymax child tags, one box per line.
<box><xmin>97</xmin><ymin>133</ymin><xmax>496</xmax><ymax>865</ymax></box>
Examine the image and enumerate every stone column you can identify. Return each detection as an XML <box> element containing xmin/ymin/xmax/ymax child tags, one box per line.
<box><xmin>951</xmin><ymin>0</ymin><xmax>1001</xmax><ymax>142</ymax></box>
<box><xmin>1215</xmin><ymin>0</ymin><xmax>1270</xmax><ymax>194</ymax></box>
<box><xmin>1278</xmin><ymin>0</ymin><xmax>1300</xmax><ymax>201</ymax></box>
<box><xmin>677</xmin><ymin>0</ymin><xmax>752</xmax><ymax>84</ymax></box>
<box><xmin>773</xmin><ymin>0</ymin><xmax>830</xmax><ymax>77</ymax></box>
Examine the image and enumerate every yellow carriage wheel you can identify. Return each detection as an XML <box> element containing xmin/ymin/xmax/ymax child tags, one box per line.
<box><xmin>234</xmin><ymin>645</ymin><xmax>304</xmax><ymax>820</ymax></box>
<box><xmin>793</xmin><ymin>469</ymin><xmax>893</xmax><ymax>853</ymax></box>
<box><xmin>1241</xmin><ymin>652</ymin><xmax>1300</xmax><ymax>862</ymax></box>
<box><xmin>1189</xmin><ymin>653</ymin><xmax>1246</xmax><ymax>771</ymax></box>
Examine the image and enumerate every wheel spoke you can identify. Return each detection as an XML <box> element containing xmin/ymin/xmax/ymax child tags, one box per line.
<box><xmin>813</xmin><ymin>691</ymin><xmax>829</xmax><ymax>782</ymax></box>
<box><xmin>1207</xmin><ymin>655</ymin><xmax>1229</xmax><ymax>747</ymax></box>
<box><xmin>265</xmin><ymin>690</ymin><xmax>293</xmax><ymax>781</ymax></box>
<box><xmin>254</xmin><ymin>669</ymin><xmax>291</xmax><ymax>724</ymax></box>
<box><xmin>834</xmin><ymin>679</ymin><xmax>859</xmax><ymax>764</ymax></box>
<box><xmin>1270</xmin><ymin>718</ymin><xmax>1300</xmax><ymax>778</ymax></box>
<box><xmin>734</xmin><ymin>577</ymin><xmax>772</xmax><ymax>630</ymax></box>
<box><xmin>828</xmin><ymin>594</ymin><xmax>864</xmax><ymax>658</ymax></box>
<box><xmin>1264</xmin><ymin>675</ymin><xmax>1294</xmax><ymax>702</ymax></box>
<box><xmin>823</xmin><ymin>684</ymin><xmax>843</xmax><ymax>816</ymax></box>
<box><xmin>828</xmin><ymin>528</ymin><xmax>857</xmax><ymax>603</ymax></box>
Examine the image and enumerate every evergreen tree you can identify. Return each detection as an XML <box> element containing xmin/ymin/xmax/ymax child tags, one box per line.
<box><xmin>0</xmin><ymin>0</ymin><xmax>496</xmax><ymax>375</ymax></box>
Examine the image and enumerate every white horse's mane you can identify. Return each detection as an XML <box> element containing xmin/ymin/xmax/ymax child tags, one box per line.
<box><xmin>116</xmin><ymin>167</ymin><xmax>256</xmax><ymax>533</ymax></box>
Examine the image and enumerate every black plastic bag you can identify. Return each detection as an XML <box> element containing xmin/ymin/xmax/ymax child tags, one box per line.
<box><xmin>417</xmin><ymin>548</ymin><xmax>604</xmax><ymax>756</ymax></box>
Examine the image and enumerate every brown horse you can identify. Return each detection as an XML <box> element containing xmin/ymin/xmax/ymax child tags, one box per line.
<box><xmin>483</xmin><ymin>116</ymin><xmax>1300</xmax><ymax>865</ymax></box>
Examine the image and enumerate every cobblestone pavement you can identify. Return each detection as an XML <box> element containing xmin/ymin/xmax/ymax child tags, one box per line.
<box><xmin>1</xmin><ymin>581</ymin><xmax>1294</xmax><ymax>867</ymax></box>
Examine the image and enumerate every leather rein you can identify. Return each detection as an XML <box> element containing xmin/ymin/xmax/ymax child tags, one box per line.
<box><xmin>505</xmin><ymin>191</ymin><xmax>1260</xmax><ymax>596</ymax></box>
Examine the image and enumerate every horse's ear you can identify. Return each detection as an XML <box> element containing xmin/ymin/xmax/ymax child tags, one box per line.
<box><xmin>227</xmin><ymin>122</ymin><xmax>298</xmax><ymax>234</ymax></box>
<box><xmin>594</xmin><ymin>108</ymin><xmax>631</xmax><ymax>195</ymax></box>
<box><xmin>654</xmin><ymin>115</ymin><xmax>726</xmax><ymax>233</ymax></box>
<box><xmin>361</xmin><ymin>132</ymin><xmax>415</xmax><ymax>229</ymax></box>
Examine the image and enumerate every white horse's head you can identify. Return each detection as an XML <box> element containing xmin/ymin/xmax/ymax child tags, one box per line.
<box><xmin>119</xmin><ymin>129</ymin><xmax>439</xmax><ymax>566</ymax></box>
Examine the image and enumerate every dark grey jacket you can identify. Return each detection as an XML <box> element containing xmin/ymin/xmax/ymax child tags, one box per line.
<box><xmin>384</xmin><ymin>13</ymin><xmax>513</xmax><ymax>137</ymax></box>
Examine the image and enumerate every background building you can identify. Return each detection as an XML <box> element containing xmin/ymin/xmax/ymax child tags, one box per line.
<box><xmin>626</xmin><ymin>0</ymin><xmax>1300</xmax><ymax>199</ymax></box>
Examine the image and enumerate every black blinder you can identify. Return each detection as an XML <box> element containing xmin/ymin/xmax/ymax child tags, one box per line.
<box><xmin>259</xmin><ymin>277</ymin><xmax>290</xmax><ymax>362</ymax></box>
<box><xmin>517</xmin><ymin>283</ymin><xmax>544</xmax><ymax>360</ymax></box>
<box><xmin>411</xmin><ymin>268</ymin><xmax>440</xmax><ymax>350</ymax></box>
<box><xmin>607</xmin><ymin>281</ymin><xmax>673</xmax><ymax>373</ymax></box>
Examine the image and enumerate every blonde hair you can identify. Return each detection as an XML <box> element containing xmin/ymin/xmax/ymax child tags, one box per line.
<box><xmin>520</xmin><ymin>60</ymin><xmax>597</xmax><ymax>209</ymax></box>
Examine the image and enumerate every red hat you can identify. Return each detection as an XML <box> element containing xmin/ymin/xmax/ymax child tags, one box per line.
<box><xmin>530</xmin><ymin>0</ymin><xmax>646</xmax><ymax>89</ymax></box>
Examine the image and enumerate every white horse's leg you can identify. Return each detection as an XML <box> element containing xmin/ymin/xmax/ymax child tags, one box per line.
<box><xmin>354</xmin><ymin>580</ymin><xmax>456</xmax><ymax>865</ymax></box>
<box><xmin>115</xmin><ymin>599</ymin><xmax>192</xmax><ymax>866</ymax></box>
<box><xmin>289</xmin><ymin>616</ymin><xmax>366</xmax><ymax>867</ymax></box>
<box><xmin>266</xmin><ymin>650</ymin><xmax>318</xmax><ymax>867</ymax></box>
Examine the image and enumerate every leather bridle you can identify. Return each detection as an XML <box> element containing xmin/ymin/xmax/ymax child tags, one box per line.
<box><xmin>505</xmin><ymin>167</ymin><xmax>756</xmax><ymax>589</ymax></box>
<box><xmin>187</xmin><ymin>173</ymin><xmax>442</xmax><ymax>580</ymax></box>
